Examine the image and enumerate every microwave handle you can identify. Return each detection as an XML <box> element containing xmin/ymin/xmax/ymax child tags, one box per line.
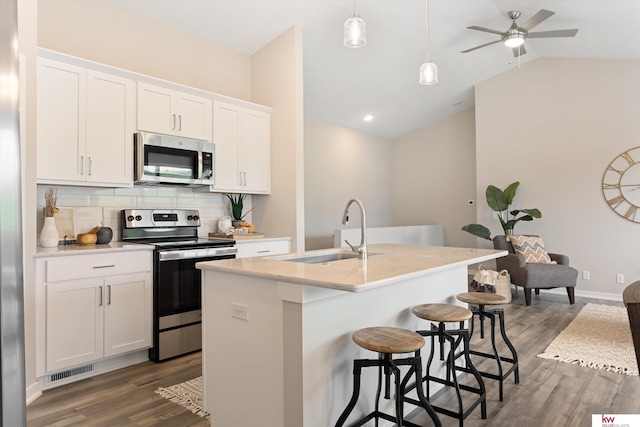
<box><xmin>134</xmin><ymin>133</ymin><xmax>144</xmax><ymax>181</ymax></box>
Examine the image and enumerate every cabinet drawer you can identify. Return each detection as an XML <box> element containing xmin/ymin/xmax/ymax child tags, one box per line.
<box><xmin>45</xmin><ymin>251</ymin><xmax>151</xmax><ymax>282</ymax></box>
<box><xmin>236</xmin><ymin>240</ymin><xmax>291</xmax><ymax>259</ymax></box>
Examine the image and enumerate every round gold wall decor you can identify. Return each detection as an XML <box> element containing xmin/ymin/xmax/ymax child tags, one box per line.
<box><xmin>602</xmin><ymin>146</ymin><xmax>640</xmax><ymax>223</ymax></box>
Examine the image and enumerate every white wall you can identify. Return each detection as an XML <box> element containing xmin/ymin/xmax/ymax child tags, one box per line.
<box><xmin>304</xmin><ymin>118</ymin><xmax>393</xmax><ymax>250</ymax></box>
<box><xmin>37</xmin><ymin>0</ymin><xmax>251</xmax><ymax>101</ymax></box>
<box><xmin>475</xmin><ymin>58</ymin><xmax>640</xmax><ymax>298</ymax></box>
<box><xmin>391</xmin><ymin>109</ymin><xmax>478</xmax><ymax>248</ymax></box>
<box><xmin>251</xmin><ymin>26</ymin><xmax>306</xmax><ymax>252</ymax></box>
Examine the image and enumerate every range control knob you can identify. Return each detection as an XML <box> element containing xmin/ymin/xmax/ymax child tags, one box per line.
<box><xmin>187</xmin><ymin>215</ymin><xmax>193</xmax><ymax>221</ymax></box>
<box><xmin>135</xmin><ymin>215</ymin><xmax>142</xmax><ymax>221</ymax></box>
<box><xmin>192</xmin><ymin>215</ymin><xmax>199</xmax><ymax>221</ymax></box>
<box><xmin>127</xmin><ymin>215</ymin><xmax>134</xmax><ymax>222</ymax></box>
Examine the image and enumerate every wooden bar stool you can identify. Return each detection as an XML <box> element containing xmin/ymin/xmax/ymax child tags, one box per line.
<box><xmin>406</xmin><ymin>303</ymin><xmax>486</xmax><ymax>426</ymax></box>
<box><xmin>335</xmin><ymin>326</ymin><xmax>441</xmax><ymax>427</ymax></box>
<box><xmin>456</xmin><ymin>292</ymin><xmax>519</xmax><ymax>401</ymax></box>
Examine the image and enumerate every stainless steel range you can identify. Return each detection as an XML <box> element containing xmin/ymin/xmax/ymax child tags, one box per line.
<box><xmin>121</xmin><ymin>209</ymin><xmax>236</xmax><ymax>362</ymax></box>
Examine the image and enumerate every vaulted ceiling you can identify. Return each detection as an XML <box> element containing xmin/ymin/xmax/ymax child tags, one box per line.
<box><xmin>107</xmin><ymin>0</ymin><xmax>640</xmax><ymax>138</ymax></box>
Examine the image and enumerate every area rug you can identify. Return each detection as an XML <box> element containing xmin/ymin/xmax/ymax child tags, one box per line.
<box><xmin>537</xmin><ymin>303</ymin><xmax>639</xmax><ymax>376</ymax></box>
<box><xmin>155</xmin><ymin>376</ymin><xmax>211</xmax><ymax>419</ymax></box>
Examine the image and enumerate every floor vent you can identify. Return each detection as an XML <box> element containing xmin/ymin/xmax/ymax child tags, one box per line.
<box><xmin>49</xmin><ymin>364</ymin><xmax>94</xmax><ymax>383</ymax></box>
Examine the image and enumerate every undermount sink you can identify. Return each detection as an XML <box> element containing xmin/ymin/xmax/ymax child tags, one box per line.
<box><xmin>283</xmin><ymin>252</ymin><xmax>361</xmax><ymax>264</ymax></box>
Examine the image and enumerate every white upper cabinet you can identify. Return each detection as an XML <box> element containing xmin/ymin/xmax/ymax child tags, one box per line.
<box><xmin>37</xmin><ymin>57</ymin><xmax>135</xmax><ymax>187</ymax></box>
<box><xmin>212</xmin><ymin>100</ymin><xmax>271</xmax><ymax>194</ymax></box>
<box><xmin>137</xmin><ymin>82</ymin><xmax>212</xmax><ymax>141</ymax></box>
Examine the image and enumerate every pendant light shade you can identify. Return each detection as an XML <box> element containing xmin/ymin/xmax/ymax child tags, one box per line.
<box><xmin>344</xmin><ymin>0</ymin><xmax>366</xmax><ymax>48</ymax></box>
<box><xmin>419</xmin><ymin>60</ymin><xmax>438</xmax><ymax>85</ymax></box>
<box><xmin>419</xmin><ymin>0</ymin><xmax>438</xmax><ymax>85</ymax></box>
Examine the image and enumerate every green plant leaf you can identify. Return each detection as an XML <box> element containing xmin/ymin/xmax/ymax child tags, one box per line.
<box><xmin>518</xmin><ymin>208</ymin><xmax>542</xmax><ymax>218</ymax></box>
<box><xmin>225</xmin><ymin>193</ymin><xmax>247</xmax><ymax>220</ymax></box>
<box><xmin>503</xmin><ymin>181</ymin><xmax>520</xmax><ymax>205</ymax></box>
<box><xmin>461</xmin><ymin>224</ymin><xmax>492</xmax><ymax>240</ymax></box>
<box><xmin>485</xmin><ymin>185</ymin><xmax>509</xmax><ymax>212</ymax></box>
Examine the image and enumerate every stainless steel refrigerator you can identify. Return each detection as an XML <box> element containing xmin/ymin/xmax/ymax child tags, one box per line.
<box><xmin>0</xmin><ymin>0</ymin><xmax>27</xmax><ymax>425</ymax></box>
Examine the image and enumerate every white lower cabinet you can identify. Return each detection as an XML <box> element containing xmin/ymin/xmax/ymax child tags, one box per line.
<box><xmin>235</xmin><ymin>239</ymin><xmax>291</xmax><ymax>259</ymax></box>
<box><xmin>38</xmin><ymin>250</ymin><xmax>152</xmax><ymax>376</ymax></box>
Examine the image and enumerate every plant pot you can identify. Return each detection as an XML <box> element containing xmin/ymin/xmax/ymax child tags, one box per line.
<box><xmin>232</xmin><ymin>220</ymin><xmax>243</xmax><ymax>228</ymax></box>
<box><xmin>40</xmin><ymin>217</ymin><xmax>59</xmax><ymax>248</ymax></box>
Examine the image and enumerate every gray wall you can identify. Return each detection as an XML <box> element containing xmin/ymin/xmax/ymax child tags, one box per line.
<box><xmin>475</xmin><ymin>57</ymin><xmax>640</xmax><ymax>298</ymax></box>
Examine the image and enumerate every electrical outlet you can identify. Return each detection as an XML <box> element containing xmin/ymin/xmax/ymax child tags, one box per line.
<box><xmin>616</xmin><ymin>274</ymin><xmax>625</xmax><ymax>284</ymax></box>
<box><xmin>582</xmin><ymin>271</ymin><xmax>590</xmax><ymax>280</ymax></box>
<box><xmin>232</xmin><ymin>302</ymin><xmax>249</xmax><ymax>321</ymax></box>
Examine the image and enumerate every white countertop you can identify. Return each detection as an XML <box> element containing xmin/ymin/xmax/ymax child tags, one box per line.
<box><xmin>34</xmin><ymin>242</ymin><xmax>153</xmax><ymax>258</ymax></box>
<box><xmin>197</xmin><ymin>243</ymin><xmax>507</xmax><ymax>292</ymax></box>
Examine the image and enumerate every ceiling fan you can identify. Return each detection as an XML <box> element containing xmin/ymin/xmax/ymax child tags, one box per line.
<box><xmin>461</xmin><ymin>9</ymin><xmax>578</xmax><ymax>57</ymax></box>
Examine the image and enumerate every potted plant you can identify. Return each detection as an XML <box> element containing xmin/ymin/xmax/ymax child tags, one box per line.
<box><xmin>462</xmin><ymin>181</ymin><xmax>541</xmax><ymax>240</ymax></box>
<box><xmin>225</xmin><ymin>193</ymin><xmax>253</xmax><ymax>227</ymax></box>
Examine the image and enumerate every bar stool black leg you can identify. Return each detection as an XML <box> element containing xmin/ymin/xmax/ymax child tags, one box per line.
<box><xmin>497</xmin><ymin>309</ymin><xmax>520</xmax><ymax>384</ymax></box>
<box><xmin>335</xmin><ymin>359</ymin><xmax>364</xmax><ymax>427</ymax></box>
<box><xmin>406</xmin><ymin>350</ymin><xmax>442</xmax><ymax>427</ymax></box>
<box><xmin>466</xmin><ymin>305</ymin><xmax>519</xmax><ymax>402</ymax></box>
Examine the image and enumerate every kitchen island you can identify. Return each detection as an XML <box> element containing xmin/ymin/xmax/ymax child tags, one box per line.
<box><xmin>197</xmin><ymin>244</ymin><xmax>506</xmax><ymax>427</ymax></box>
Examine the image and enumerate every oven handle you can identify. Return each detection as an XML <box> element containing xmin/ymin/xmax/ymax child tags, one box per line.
<box><xmin>158</xmin><ymin>246</ymin><xmax>237</xmax><ymax>261</ymax></box>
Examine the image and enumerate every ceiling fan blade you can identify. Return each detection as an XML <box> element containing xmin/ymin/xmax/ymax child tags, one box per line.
<box><xmin>519</xmin><ymin>9</ymin><xmax>555</xmax><ymax>32</ymax></box>
<box><xmin>466</xmin><ymin>25</ymin><xmax>505</xmax><ymax>36</ymax></box>
<box><xmin>527</xmin><ymin>29</ymin><xmax>579</xmax><ymax>38</ymax></box>
<box><xmin>461</xmin><ymin>39</ymin><xmax>502</xmax><ymax>53</ymax></box>
<box><xmin>512</xmin><ymin>45</ymin><xmax>527</xmax><ymax>57</ymax></box>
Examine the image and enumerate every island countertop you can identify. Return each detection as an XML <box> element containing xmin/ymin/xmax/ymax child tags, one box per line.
<box><xmin>197</xmin><ymin>243</ymin><xmax>507</xmax><ymax>292</ymax></box>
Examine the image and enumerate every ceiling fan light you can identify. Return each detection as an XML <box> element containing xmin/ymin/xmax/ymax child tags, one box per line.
<box><xmin>344</xmin><ymin>14</ymin><xmax>366</xmax><ymax>48</ymax></box>
<box><xmin>419</xmin><ymin>60</ymin><xmax>438</xmax><ymax>85</ymax></box>
<box><xmin>503</xmin><ymin>33</ymin><xmax>525</xmax><ymax>48</ymax></box>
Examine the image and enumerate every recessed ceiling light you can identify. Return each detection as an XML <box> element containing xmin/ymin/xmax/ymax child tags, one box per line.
<box><xmin>364</xmin><ymin>115</ymin><xmax>373</xmax><ymax>122</ymax></box>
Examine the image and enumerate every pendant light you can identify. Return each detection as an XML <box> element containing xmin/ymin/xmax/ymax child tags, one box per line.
<box><xmin>344</xmin><ymin>0</ymin><xmax>366</xmax><ymax>48</ymax></box>
<box><xmin>419</xmin><ymin>0</ymin><xmax>438</xmax><ymax>85</ymax></box>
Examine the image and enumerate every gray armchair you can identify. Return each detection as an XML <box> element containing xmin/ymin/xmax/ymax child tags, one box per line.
<box><xmin>492</xmin><ymin>235</ymin><xmax>578</xmax><ymax>306</ymax></box>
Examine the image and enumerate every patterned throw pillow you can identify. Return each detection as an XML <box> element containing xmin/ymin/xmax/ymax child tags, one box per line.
<box><xmin>508</xmin><ymin>235</ymin><xmax>557</xmax><ymax>264</ymax></box>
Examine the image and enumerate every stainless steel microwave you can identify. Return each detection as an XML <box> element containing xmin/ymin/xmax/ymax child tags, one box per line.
<box><xmin>134</xmin><ymin>132</ymin><xmax>214</xmax><ymax>186</ymax></box>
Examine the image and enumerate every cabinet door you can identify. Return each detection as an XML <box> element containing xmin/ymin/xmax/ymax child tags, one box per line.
<box><xmin>176</xmin><ymin>92</ymin><xmax>212</xmax><ymax>140</ymax></box>
<box><xmin>241</xmin><ymin>108</ymin><xmax>271</xmax><ymax>193</ymax></box>
<box><xmin>213</xmin><ymin>101</ymin><xmax>242</xmax><ymax>191</ymax></box>
<box><xmin>137</xmin><ymin>82</ymin><xmax>176</xmax><ymax>135</ymax></box>
<box><xmin>104</xmin><ymin>273</ymin><xmax>152</xmax><ymax>357</ymax></box>
<box><xmin>46</xmin><ymin>279</ymin><xmax>104</xmax><ymax>372</ymax></box>
<box><xmin>86</xmin><ymin>70</ymin><xmax>135</xmax><ymax>185</ymax></box>
<box><xmin>37</xmin><ymin>58</ymin><xmax>86</xmax><ymax>182</ymax></box>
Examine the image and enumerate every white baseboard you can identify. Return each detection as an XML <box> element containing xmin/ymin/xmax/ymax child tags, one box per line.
<box><xmin>25</xmin><ymin>381</ymin><xmax>42</xmax><ymax>405</ymax></box>
<box><xmin>543</xmin><ymin>287</ymin><xmax>623</xmax><ymax>302</ymax></box>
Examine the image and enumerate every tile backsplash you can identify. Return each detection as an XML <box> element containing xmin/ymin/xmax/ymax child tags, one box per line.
<box><xmin>36</xmin><ymin>185</ymin><xmax>250</xmax><ymax>242</ymax></box>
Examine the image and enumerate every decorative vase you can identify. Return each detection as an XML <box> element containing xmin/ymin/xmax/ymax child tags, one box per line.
<box><xmin>40</xmin><ymin>216</ymin><xmax>59</xmax><ymax>248</ymax></box>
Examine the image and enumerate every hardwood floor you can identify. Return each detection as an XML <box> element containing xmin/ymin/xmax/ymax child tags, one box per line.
<box><xmin>407</xmin><ymin>292</ymin><xmax>640</xmax><ymax>427</ymax></box>
<box><xmin>27</xmin><ymin>292</ymin><xmax>639</xmax><ymax>426</ymax></box>
<box><xmin>26</xmin><ymin>351</ymin><xmax>208</xmax><ymax>427</ymax></box>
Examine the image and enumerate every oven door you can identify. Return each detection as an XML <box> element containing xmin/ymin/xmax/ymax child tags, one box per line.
<box><xmin>156</xmin><ymin>248</ymin><xmax>236</xmax><ymax>317</ymax></box>
<box><xmin>152</xmin><ymin>247</ymin><xmax>235</xmax><ymax>361</ymax></box>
